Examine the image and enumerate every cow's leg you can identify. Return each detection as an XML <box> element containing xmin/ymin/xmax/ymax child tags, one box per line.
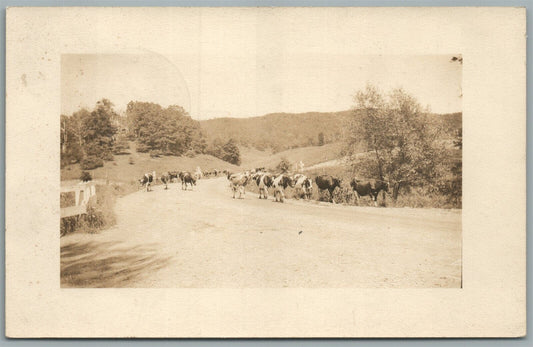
<box><xmin>353</xmin><ymin>191</ymin><xmax>360</xmax><ymax>204</ymax></box>
<box><xmin>232</xmin><ymin>186</ymin><xmax>236</xmax><ymax>199</ymax></box>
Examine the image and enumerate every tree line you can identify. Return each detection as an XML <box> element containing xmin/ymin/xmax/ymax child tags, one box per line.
<box><xmin>61</xmin><ymin>99</ymin><xmax>242</xmax><ymax>169</ymax></box>
<box><xmin>61</xmin><ymin>99</ymin><xmax>119</xmax><ymax>169</ymax></box>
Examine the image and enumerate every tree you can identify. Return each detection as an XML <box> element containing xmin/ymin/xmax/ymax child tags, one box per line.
<box><xmin>126</xmin><ymin>101</ymin><xmax>206</xmax><ymax>156</ymax></box>
<box><xmin>345</xmin><ymin>84</ymin><xmax>444</xmax><ymax>200</ymax></box>
<box><xmin>318</xmin><ymin>132</ymin><xmax>325</xmax><ymax>146</ymax></box>
<box><xmin>453</xmin><ymin>127</ymin><xmax>463</xmax><ymax>149</ymax></box>
<box><xmin>221</xmin><ymin>139</ymin><xmax>241</xmax><ymax>165</ymax></box>
<box><xmin>81</xmin><ymin>99</ymin><xmax>118</xmax><ymax>160</ymax></box>
<box><xmin>61</xmin><ymin>113</ymin><xmax>85</xmax><ymax>167</ymax></box>
<box><xmin>276</xmin><ymin>157</ymin><xmax>291</xmax><ymax>173</ymax></box>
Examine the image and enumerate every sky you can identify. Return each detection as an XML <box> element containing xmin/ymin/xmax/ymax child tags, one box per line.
<box><xmin>61</xmin><ymin>53</ymin><xmax>462</xmax><ymax>120</ymax></box>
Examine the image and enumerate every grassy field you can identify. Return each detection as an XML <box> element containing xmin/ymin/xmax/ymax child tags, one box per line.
<box><xmin>240</xmin><ymin>142</ymin><xmax>345</xmax><ymax>170</ymax></box>
<box><xmin>61</xmin><ymin>143</ymin><xmax>241</xmax><ymax>183</ymax></box>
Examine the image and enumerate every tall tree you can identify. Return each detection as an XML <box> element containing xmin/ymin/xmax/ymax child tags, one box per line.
<box><xmin>81</xmin><ymin>99</ymin><xmax>118</xmax><ymax>160</ymax></box>
<box><xmin>346</xmin><ymin>84</ymin><xmax>444</xmax><ymax>200</ymax></box>
<box><xmin>221</xmin><ymin>139</ymin><xmax>241</xmax><ymax>165</ymax></box>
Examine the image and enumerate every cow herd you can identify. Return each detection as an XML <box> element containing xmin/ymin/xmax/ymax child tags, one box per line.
<box><xmin>139</xmin><ymin>170</ymin><xmax>198</xmax><ymax>192</ymax></box>
<box><xmin>227</xmin><ymin>169</ymin><xmax>390</xmax><ymax>206</ymax></box>
<box><xmin>139</xmin><ymin>168</ymin><xmax>391</xmax><ymax>207</ymax></box>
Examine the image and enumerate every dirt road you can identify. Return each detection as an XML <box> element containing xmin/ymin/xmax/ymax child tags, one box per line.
<box><xmin>61</xmin><ymin>177</ymin><xmax>462</xmax><ymax>288</ymax></box>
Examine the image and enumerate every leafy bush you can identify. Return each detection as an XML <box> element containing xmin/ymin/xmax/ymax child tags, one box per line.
<box><xmin>102</xmin><ymin>152</ymin><xmax>114</xmax><ymax>161</ymax></box>
<box><xmin>150</xmin><ymin>150</ymin><xmax>164</xmax><ymax>158</ymax></box>
<box><xmin>80</xmin><ymin>156</ymin><xmax>104</xmax><ymax>170</ymax></box>
<box><xmin>136</xmin><ymin>143</ymin><xmax>150</xmax><ymax>153</ymax></box>
<box><xmin>80</xmin><ymin>171</ymin><xmax>92</xmax><ymax>182</ymax></box>
<box><xmin>113</xmin><ymin>139</ymin><xmax>130</xmax><ymax>155</ymax></box>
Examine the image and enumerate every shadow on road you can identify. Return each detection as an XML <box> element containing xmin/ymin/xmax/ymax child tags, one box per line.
<box><xmin>61</xmin><ymin>240</ymin><xmax>172</xmax><ymax>288</ymax></box>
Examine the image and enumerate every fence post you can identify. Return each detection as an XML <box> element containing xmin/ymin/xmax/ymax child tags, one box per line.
<box><xmin>74</xmin><ymin>188</ymin><xmax>80</xmax><ymax>206</ymax></box>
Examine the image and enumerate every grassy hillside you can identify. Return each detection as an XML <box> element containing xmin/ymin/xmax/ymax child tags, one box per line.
<box><xmin>61</xmin><ymin>142</ymin><xmax>241</xmax><ymax>183</ymax></box>
<box><xmin>240</xmin><ymin>142</ymin><xmax>345</xmax><ymax>171</ymax></box>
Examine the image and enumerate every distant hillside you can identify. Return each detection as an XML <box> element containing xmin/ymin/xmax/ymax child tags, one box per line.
<box><xmin>239</xmin><ymin>142</ymin><xmax>345</xmax><ymax>170</ymax></box>
<box><xmin>200</xmin><ymin>110</ymin><xmax>462</xmax><ymax>152</ymax></box>
<box><xmin>200</xmin><ymin>111</ymin><xmax>352</xmax><ymax>152</ymax></box>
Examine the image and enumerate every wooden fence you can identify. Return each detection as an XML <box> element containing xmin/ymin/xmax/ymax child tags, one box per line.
<box><xmin>60</xmin><ymin>182</ymin><xmax>97</xmax><ymax>218</ymax></box>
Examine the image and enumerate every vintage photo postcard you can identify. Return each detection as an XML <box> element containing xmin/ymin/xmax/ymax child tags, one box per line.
<box><xmin>5</xmin><ymin>7</ymin><xmax>526</xmax><ymax>337</ymax></box>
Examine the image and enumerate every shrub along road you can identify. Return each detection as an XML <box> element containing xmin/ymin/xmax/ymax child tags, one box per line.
<box><xmin>60</xmin><ymin>177</ymin><xmax>461</xmax><ymax>288</ymax></box>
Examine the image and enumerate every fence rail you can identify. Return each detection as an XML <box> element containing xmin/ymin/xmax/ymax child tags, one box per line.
<box><xmin>60</xmin><ymin>182</ymin><xmax>97</xmax><ymax>218</ymax></box>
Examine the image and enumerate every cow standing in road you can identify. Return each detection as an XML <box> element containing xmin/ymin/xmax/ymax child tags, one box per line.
<box><xmin>272</xmin><ymin>174</ymin><xmax>294</xmax><ymax>203</ymax></box>
<box><xmin>181</xmin><ymin>172</ymin><xmax>196</xmax><ymax>190</ymax></box>
<box><xmin>292</xmin><ymin>174</ymin><xmax>313</xmax><ymax>200</ymax></box>
<box><xmin>350</xmin><ymin>178</ymin><xmax>389</xmax><ymax>207</ymax></box>
<box><xmin>314</xmin><ymin>175</ymin><xmax>342</xmax><ymax>203</ymax></box>
<box><xmin>254</xmin><ymin>172</ymin><xmax>274</xmax><ymax>199</ymax></box>
<box><xmin>139</xmin><ymin>173</ymin><xmax>154</xmax><ymax>192</ymax></box>
<box><xmin>159</xmin><ymin>172</ymin><xmax>171</xmax><ymax>190</ymax></box>
<box><xmin>168</xmin><ymin>171</ymin><xmax>179</xmax><ymax>182</ymax></box>
<box><xmin>229</xmin><ymin>172</ymin><xmax>250</xmax><ymax>199</ymax></box>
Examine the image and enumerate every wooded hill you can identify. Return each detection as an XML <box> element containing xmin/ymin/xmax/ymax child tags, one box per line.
<box><xmin>200</xmin><ymin>110</ymin><xmax>461</xmax><ymax>153</ymax></box>
<box><xmin>200</xmin><ymin>111</ymin><xmax>352</xmax><ymax>153</ymax></box>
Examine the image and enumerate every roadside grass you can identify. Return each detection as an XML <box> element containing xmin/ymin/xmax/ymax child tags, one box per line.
<box><xmin>60</xmin><ymin>181</ymin><xmax>139</xmax><ymax>236</ymax></box>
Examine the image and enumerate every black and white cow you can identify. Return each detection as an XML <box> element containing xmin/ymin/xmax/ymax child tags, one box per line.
<box><xmin>139</xmin><ymin>173</ymin><xmax>154</xmax><ymax>192</ymax></box>
<box><xmin>292</xmin><ymin>174</ymin><xmax>313</xmax><ymax>200</ymax></box>
<box><xmin>254</xmin><ymin>172</ymin><xmax>274</xmax><ymax>199</ymax></box>
<box><xmin>350</xmin><ymin>178</ymin><xmax>389</xmax><ymax>206</ymax></box>
<box><xmin>272</xmin><ymin>174</ymin><xmax>294</xmax><ymax>203</ymax></box>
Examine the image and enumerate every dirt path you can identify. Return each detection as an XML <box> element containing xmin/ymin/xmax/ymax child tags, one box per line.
<box><xmin>61</xmin><ymin>177</ymin><xmax>461</xmax><ymax>288</ymax></box>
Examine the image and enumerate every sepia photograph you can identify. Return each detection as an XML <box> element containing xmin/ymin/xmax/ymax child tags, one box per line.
<box><xmin>59</xmin><ymin>51</ymin><xmax>463</xmax><ymax>288</ymax></box>
<box><xmin>6</xmin><ymin>7</ymin><xmax>525</xmax><ymax>337</ymax></box>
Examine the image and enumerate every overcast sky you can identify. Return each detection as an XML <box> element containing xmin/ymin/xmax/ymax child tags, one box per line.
<box><xmin>62</xmin><ymin>53</ymin><xmax>461</xmax><ymax>120</ymax></box>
